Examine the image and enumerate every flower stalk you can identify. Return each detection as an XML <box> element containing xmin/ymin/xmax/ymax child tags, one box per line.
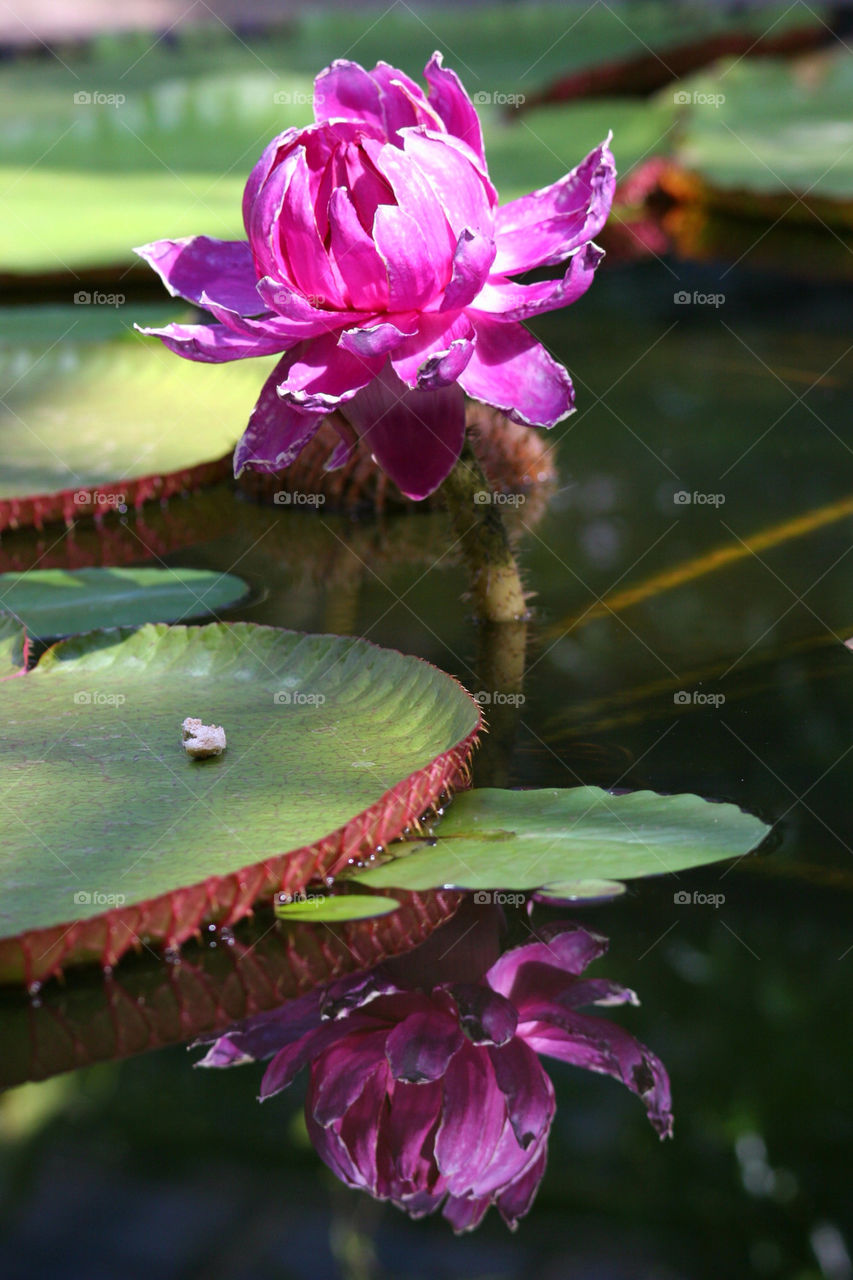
<box><xmin>441</xmin><ymin>436</ymin><xmax>529</xmax><ymax>623</ymax></box>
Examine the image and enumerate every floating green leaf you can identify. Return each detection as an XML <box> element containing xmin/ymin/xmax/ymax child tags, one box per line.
<box><xmin>0</xmin><ymin>612</ymin><xmax>26</xmax><ymax>678</ymax></box>
<box><xmin>0</xmin><ymin>623</ymin><xmax>479</xmax><ymax>984</ymax></box>
<box><xmin>274</xmin><ymin>893</ymin><xmax>400</xmax><ymax>923</ymax></box>
<box><xmin>0</xmin><ymin>567</ymin><xmax>249</xmax><ymax>638</ymax></box>
<box><xmin>350</xmin><ymin>787</ymin><xmax>770</xmax><ymax>896</ymax></box>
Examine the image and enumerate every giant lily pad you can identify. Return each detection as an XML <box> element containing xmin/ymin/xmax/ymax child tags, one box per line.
<box><xmin>0</xmin><ymin>613</ymin><xmax>27</xmax><ymax>678</ymax></box>
<box><xmin>350</xmin><ymin>787</ymin><xmax>770</xmax><ymax>895</ymax></box>
<box><xmin>0</xmin><ymin>567</ymin><xmax>249</xmax><ymax>638</ymax></box>
<box><xmin>0</xmin><ymin>306</ymin><xmax>275</xmax><ymax>532</ymax></box>
<box><xmin>0</xmin><ymin>623</ymin><xmax>480</xmax><ymax>985</ymax></box>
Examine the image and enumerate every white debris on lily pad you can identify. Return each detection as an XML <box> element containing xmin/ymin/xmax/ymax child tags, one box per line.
<box><xmin>182</xmin><ymin>717</ymin><xmax>226</xmax><ymax>759</ymax></box>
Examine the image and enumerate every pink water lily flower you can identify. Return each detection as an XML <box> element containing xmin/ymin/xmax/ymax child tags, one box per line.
<box><xmin>199</xmin><ymin>921</ymin><xmax>672</xmax><ymax>1232</ymax></box>
<box><xmin>135</xmin><ymin>54</ymin><xmax>615</xmax><ymax>500</ymax></box>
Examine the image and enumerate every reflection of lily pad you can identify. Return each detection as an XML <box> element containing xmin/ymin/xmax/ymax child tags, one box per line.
<box><xmin>274</xmin><ymin>892</ymin><xmax>400</xmax><ymax>923</ymax></box>
<box><xmin>0</xmin><ymin>567</ymin><xmax>248</xmax><ymax>638</ymax></box>
<box><xmin>350</xmin><ymin>786</ymin><xmax>770</xmax><ymax>896</ymax></box>
<box><xmin>0</xmin><ymin>888</ymin><xmax>462</xmax><ymax>1088</ymax></box>
<box><xmin>0</xmin><ymin>306</ymin><xmax>274</xmax><ymax>533</ymax></box>
<box><xmin>0</xmin><ymin>623</ymin><xmax>479</xmax><ymax>985</ymax></box>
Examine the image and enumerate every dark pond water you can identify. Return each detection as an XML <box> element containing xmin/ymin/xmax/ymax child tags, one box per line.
<box><xmin>1</xmin><ymin>257</ymin><xmax>852</xmax><ymax>1278</ymax></box>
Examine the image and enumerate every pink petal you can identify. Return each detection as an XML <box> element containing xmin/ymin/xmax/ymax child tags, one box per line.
<box><xmin>441</xmin><ymin>227</ymin><xmax>496</xmax><ymax>311</ymax></box>
<box><xmin>488</xmin><ymin>1038</ymin><xmax>554</xmax><ymax>1150</ymax></box>
<box><xmin>459</xmin><ymin>315</ymin><xmax>574</xmax><ymax>427</ymax></box>
<box><xmin>389</xmin><ymin>313</ymin><xmax>475</xmax><ymax>389</ymax></box>
<box><xmin>371</xmin><ymin>60</ymin><xmax>443</xmax><ymax>138</ymax></box>
<box><xmin>366</xmin><ymin>136</ymin><xmax>456</xmax><ymax>266</ymax></box>
<box><xmin>134</xmin><ymin>236</ymin><xmax>261</xmax><ymax>315</ymax></box>
<box><xmin>279</xmin><ymin>148</ymin><xmax>347</xmax><ymax>308</ymax></box>
<box><xmin>256</xmin><ymin>275</ymin><xmax>355</xmax><ymax>337</ymax></box>
<box><xmin>341</xmin><ymin>362</ymin><xmax>466</xmax><ymax>499</ymax></box>
<box><xmin>314</xmin><ymin>59</ymin><xmax>383</xmax><ymax>129</ymax></box>
<box><xmin>338</xmin><ymin>318</ymin><xmax>418</xmax><ymax>359</ymax></box>
<box><xmin>328</xmin><ymin>186</ymin><xmax>390</xmax><ymax>311</ymax></box>
<box><xmin>385</xmin><ymin>1009</ymin><xmax>464</xmax><ymax>1082</ymax></box>
<box><xmin>442</xmin><ymin>1193</ymin><xmax>492</xmax><ymax>1233</ymax></box>
<box><xmin>245</xmin><ymin>144</ymin><xmax>302</xmax><ymax>284</ymax></box>
<box><xmin>233</xmin><ymin>354</ymin><xmax>327</xmax><ymax>478</ymax></box>
<box><xmin>372</xmin><ymin>204</ymin><xmax>437</xmax><ymax>310</ymax></box>
<box><xmin>521</xmin><ymin>1012</ymin><xmax>674</xmax><ymax>1139</ymax></box>
<box><xmin>311</xmin><ymin>1031</ymin><xmax>389</xmax><ymax>1125</ymax></box>
<box><xmin>486</xmin><ymin>923</ymin><xmax>609</xmax><ymax>1001</ymax></box>
<box><xmin>496</xmin><ymin>1146</ymin><xmax>547</xmax><ymax>1228</ymax></box>
<box><xmin>449</xmin><ymin>983</ymin><xmax>518</xmax><ymax>1046</ymax></box>
<box><xmin>242</xmin><ymin>127</ymin><xmax>299</xmax><ymax>237</ymax></box>
<box><xmin>435</xmin><ymin>1044</ymin><xmax>508</xmax><ymax>1197</ymax></box>
<box><xmin>493</xmin><ymin>136</ymin><xmax>616</xmax><ymax>274</ymax></box>
<box><xmin>399</xmin><ymin>129</ymin><xmax>493</xmax><ymax>237</ymax></box>
<box><xmin>275</xmin><ymin>331</ymin><xmax>384</xmax><ymax>412</ymax></box>
<box><xmin>134</xmin><ymin>320</ymin><xmax>284</xmax><ymax>364</ymax></box>
<box><xmin>424</xmin><ymin>52</ymin><xmax>487</xmax><ymax>167</ymax></box>
<box><xmin>472</xmin><ymin>241</ymin><xmax>605</xmax><ymax>321</ymax></box>
<box><xmin>383</xmin><ymin>1080</ymin><xmax>444</xmax><ymax>1184</ymax></box>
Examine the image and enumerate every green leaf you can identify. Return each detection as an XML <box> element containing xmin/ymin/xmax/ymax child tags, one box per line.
<box><xmin>350</xmin><ymin>787</ymin><xmax>770</xmax><ymax>895</ymax></box>
<box><xmin>0</xmin><ymin>622</ymin><xmax>478</xmax><ymax>984</ymax></box>
<box><xmin>274</xmin><ymin>893</ymin><xmax>400</xmax><ymax>923</ymax></box>
<box><xmin>0</xmin><ymin>612</ymin><xmax>26</xmax><ymax>678</ymax></box>
<box><xmin>668</xmin><ymin>52</ymin><xmax>853</xmax><ymax>201</ymax></box>
<box><xmin>0</xmin><ymin>306</ymin><xmax>275</xmax><ymax>530</ymax></box>
<box><xmin>0</xmin><ymin>568</ymin><xmax>248</xmax><ymax>638</ymax></box>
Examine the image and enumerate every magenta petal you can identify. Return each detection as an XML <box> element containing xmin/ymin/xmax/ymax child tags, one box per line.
<box><xmin>233</xmin><ymin>354</ymin><xmax>326</xmax><ymax>477</ymax></box>
<box><xmin>372</xmin><ymin>204</ymin><xmax>437</xmax><ymax>310</ymax></box>
<box><xmin>256</xmin><ymin>275</ymin><xmax>354</xmax><ymax>337</ymax></box>
<box><xmin>134</xmin><ymin>320</ymin><xmax>284</xmax><ymax>364</ymax></box>
<box><xmin>557</xmin><ymin>977</ymin><xmax>640</xmax><ymax>1010</ymax></box>
<box><xmin>335</xmin><ymin>1064</ymin><xmax>389</xmax><ymax>1189</ymax></box>
<box><xmin>488</xmin><ymin>1038</ymin><xmax>554</xmax><ymax>1150</ymax></box>
<box><xmin>314</xmin><ymin>59</ymin><xmax>383</xmax><ymax>129</ymax></box>
<box><xmin>435</xmin><ymin>1044</ymin><xmax>507</xmax><ymax>1195</ymax></box>
<box><xmin>424</xmin><ymin>52</ymin><xmax>487</xmax><ymax>167</ymax></box>
<box><xmin>486</xmin><ymin>923</ymin><xmax>609</xmax><ymax>1003</ymax></box>
<box><xmin>385</xmin><ymin>1009</ymin><xmax>464</xmax><ymax>1082</ymax></box>
<box><xmin>400</xmin><ymin>130</ymin><xmax>493</xmax><ymax>237</ymax></box>
<box><xmin>459</xmin><ymin>316</ymin><xmax>574</xmax><ymax>427</ymax></box>
<box><xmin>245</xmin><ymin>144</ymin><xmax>302</xmax><ymax>284</ymax></box>
<box><xmin>338</xmin><ymin>318</ymin><xmax>417</xmax><ymax>359</ymax></box>
<box><xmin>259</xmin><ymin>1021</ymin><xmax>347</xmax><ymax>1099</ymax></box>
<box><xmin>134</xmin><ymin>236</ymin><xmax>261</xmax><ymax>314</ymax></box>
<box><xmin>328</xmin><ymin>186</ymin><xmax>389</xmax><ymax>310</ymax></box>
<box><xmin>441</xmin><ymin>227</ymin><xmax>496</xmax><ymax>311</ymax></box>
<box><xmin>493</xmin><ymin>136</ymin><xmax>616</xmax><ymax>274</ymax></box>
<box><xmin>341</xmin><ymin>363</ymin><xmax>465</xmax><ymax>499</ymax></box>
<box><xmin>242</xmin><ymin>128</ymin><xmax>299</xmax><ymax>238</ymax></box>
<box><xmin>383</xmin><ymin>1080</ymin><xmax>444</xmax><ymax>1183</ymax></box>
<box><xmin>496</xmin><ymin>1146</ymin><xmax>547</xmax><ymax>1228</ymax></box>
<box><xmin>443</xmin><ymin>1193</ymin><xmax>492</xmax><ymax>1233</ymax></box>
<box><xmin>450</xmin><ymin>983</ymin><xmax>518</xmax><ymax>1046</ymax></box>
<box><xmin>366</xmin><ymin>137</ymin><xmax>456</xmax><ymax>265</ymax></box>
<box><xmin>473</xmin><ymin>241</ymin><xmax>605</xmax><ymax>321</ymax></box>
<box><xmin>275</xmin><ymin>332</ymin><xmax>384</xmax><ymax>412</ymax></box>
<box><xmin>389</xmin><ymin>313</ymin><xmax>474</xmax><ymax>389</ymax></box>
<box><xmin>279</xmin><ymin>148</ymin><xmax>347</xmax><ymax>308</ymax></box>
<box><xmin>521</xmin><ymin>1012</ymin><xmax>674</xmax><ymax>1139</ymax></box>
<box><xmin>371</xmin><ymin>60</ymin><xmax>443</xmax><ymax>139</ymax></box>
<box><xmin>312</xmin><ymin>1031</ymin><xmax>389</xmax><ymax>1125</ymax></box>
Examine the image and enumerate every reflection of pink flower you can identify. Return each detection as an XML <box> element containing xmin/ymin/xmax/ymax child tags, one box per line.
<box><xmin>136</xmin><ymin>55</ymin><xmax>614</xmax><ymax>501</ymax></box>
<box><xmin>200</xmin><ymin>922</ymin><xmax>672</xmax><ymax>1232</ymax></box>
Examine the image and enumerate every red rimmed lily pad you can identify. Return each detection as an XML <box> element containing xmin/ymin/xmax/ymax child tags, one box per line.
<box><xmin>0</xmin><ymin>622</ymin><xmax>480</xmax><ymax>986</ymax></box>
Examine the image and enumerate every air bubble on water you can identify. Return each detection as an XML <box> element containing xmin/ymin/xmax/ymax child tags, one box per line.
<box><xmin>164</xmin><ymin>946</ymin><xmax>182</xmax><ymax>965</ymax></box>
<box><xmin>219</xmin><ymin>927</ymin><xmax>234</xmax><ymax>946</ymax></box>
<box><xmin>27</xmin><ymin>980</ymin><xmax>42</xmax><ymax>1001</ymax></box>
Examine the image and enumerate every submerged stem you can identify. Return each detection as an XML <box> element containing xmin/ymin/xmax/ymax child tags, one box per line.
<box><xmin>440</xmin><ymin>437</ymin><xmax>528</xmax><ymax>624</ymax></box>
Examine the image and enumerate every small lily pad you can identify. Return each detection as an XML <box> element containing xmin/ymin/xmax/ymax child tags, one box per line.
<box><xmin>0</xmin><ymin>568</ymin><xmax>249</xmax><ymax>638</ymax></box>
<box><xmin>349</xmin><ymin>787</ymin><xmax>770</xmax><ymax>894</ymax></box>
<box><xmin>274</xmin><ymin>893</ymin><xmax>400</xmax><ymax>923</ymax></box>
